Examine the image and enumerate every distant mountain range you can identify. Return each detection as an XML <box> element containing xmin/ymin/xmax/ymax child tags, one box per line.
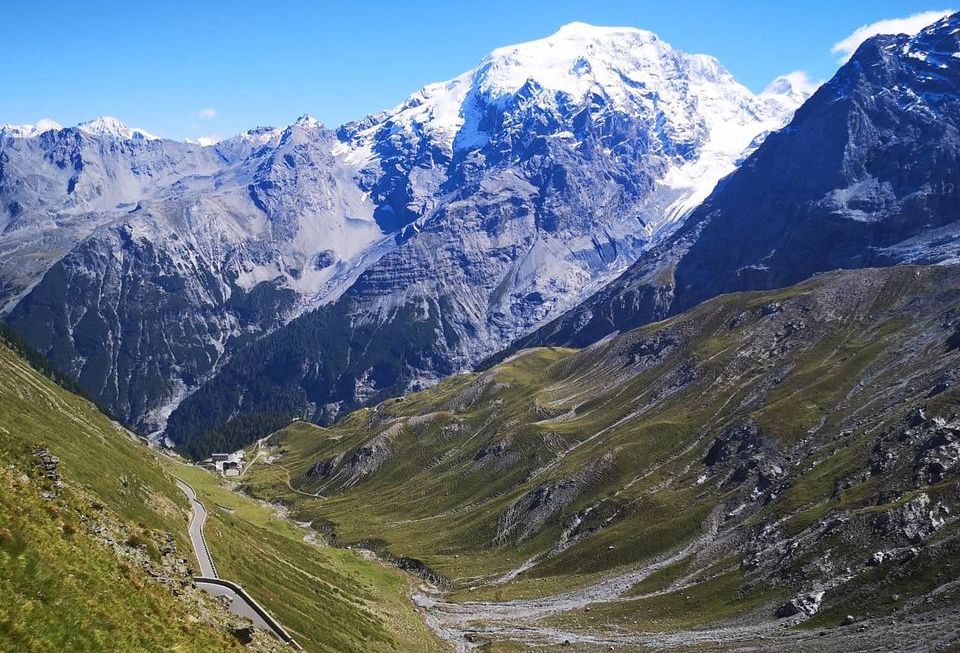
<box><xmin>5</xmin><ymin>13</ymin><xmax>960</xmax><ymax>652</ymax></box>
<box><xmin>6</xmin><ymin>13</ymin><xmax>960</xmax><ymax>457</ymax></box>
<box><xmin>1</xmin><ymin>23</ymin><xmax>806</xmax><ymax>447</ymax></box>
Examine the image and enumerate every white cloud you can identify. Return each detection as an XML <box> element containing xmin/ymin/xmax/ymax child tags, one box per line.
<box><xmin>195</xmin><ymin>108</ymin><xmax>218</xmax><ymax>120</ymax></box>
<box><xmin>831</xmin><ymin>9</ymin><xmax>954</xmax><ymax>62</ymax></box>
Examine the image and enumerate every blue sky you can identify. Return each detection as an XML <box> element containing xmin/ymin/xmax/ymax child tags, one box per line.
<box><xmin>2</xmin><ymin>1</ymin><xmax>954</xmax><ymax>140</ymax></box>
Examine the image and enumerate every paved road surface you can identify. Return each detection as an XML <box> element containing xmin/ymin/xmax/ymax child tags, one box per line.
<box><xmin>175</xmin><ymin>477</ymin><xmax>298</xmax><ymax>646</ymax></box>
<box><xmin>175</xmin><ymin>478</ymin><xmax>217</xmax><ymax>578</ymax></box>
<box><xmin>194</xmin><ymin>579</ymin><xmax>275</xmax><ymax>632</ymax></box>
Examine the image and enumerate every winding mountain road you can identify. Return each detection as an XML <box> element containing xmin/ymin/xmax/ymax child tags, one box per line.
<box><xmin>176</xmin><ymin>479</ymin><xmax>217</xmax><ymax>578</ymax></box>
<box><xmin>175</xmin><ymin>478</ymin><xmax>301</xmax><ymax>648</ymax></box>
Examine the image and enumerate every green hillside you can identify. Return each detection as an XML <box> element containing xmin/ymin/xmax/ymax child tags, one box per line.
<box><xmin>0</xmin><ymin>338</ymin><xmax>246</xmax><ymax>651</ymax></box>
<box><xmin>0</xmin><ymin>333</ymin><xmax>446</xmax><ymax>652</ymax></box>
<box><xmin>244</xmin><ymin>266</ymin><xmax>960</xmax><ymax>650</ymax></box>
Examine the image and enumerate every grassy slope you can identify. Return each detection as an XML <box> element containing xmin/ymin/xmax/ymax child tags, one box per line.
<box><xmin>0</xmin><ymin>342</ymin><xmax>242</xmax><ymax>652</ymax></box>
<box><xmin>244</xmin><ymin>266</ymin><xmax>960</xmax><ymax>633</ymax></box>
<box><xmin>0</xmin><ymin>466</ymin><xmax>243</xmax><ymax>653</ymax></box>
<box><xmin>0</xmin><ymin>340</ymin><xmax>446</xmax><ymax>653</ymax></box>
<box><xmin>0</xmin><ymin>336</ymin><xmax>189</xmax><ymax>533</ymax></box>
<box><xmin>169</xmin><ymin>462</ymin><xmax>446</xmax><ymax>653</ymax></box>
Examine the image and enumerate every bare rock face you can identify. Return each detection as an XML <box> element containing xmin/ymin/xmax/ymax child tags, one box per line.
<box><xmin>230</xmin><ymin>625</ymin><xmax>255</xmax><ymax>645</ymax></box>
<box><xmin>32</xmin><ymin>445</ymin><xmax>63</xmax><ymax>497</ymax></box>
<box><xmin>2</xmin><ymin>25</ymin><xmax>806</xmax><ymax>454</ymax></box>
<box><xmin>915</xmin><ymin>419</ymin><xmax>960</xmax><ymax>484</ymax></box>
<box><xmin>876</xmin><ymin>493</ymin><xmax>950</xmax><ymax>545</ymax></box>
<box><xmin>510</xmin><ymin>12</ymin><xmax>960</xmax><ymax>352</ymax></box>
<box><xmin>703</xmin><ymin>422</ymin><xmax>785</xmax><ymax>497</ymax></box>
<box><xmin>494</xmin><ymin>453</ymin><xmax>613</xmax><ymax>545</ymax></box>
<box><xmin>307</xmin><ymin>422</ymin><xmax>404</xmax><ymax>488</ymax></box>
<box><xmin>472</xmin><ymin>437</ymin><xmax>521</xmax><ymax>474</ymax></box>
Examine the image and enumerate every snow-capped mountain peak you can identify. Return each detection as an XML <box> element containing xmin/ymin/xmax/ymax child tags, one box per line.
<box><xmin>761</xmin><ymin>71</ymin><xmax>822</xmax><ymax>112</ymax></box>
<box><xmin>896</xmin><ymin>11</ymin><xmax>960</xmax><ymax>68</ymax></box>
<box><xmin>476</xmin><ymin>21</ymin><xmax>697</xmax><ymax>103</ymax></box>
<box><xmin>337</xmin><ymin>22</ymin><xmax>813</xmax><ymax>240</ymax></box>
<box><xmin>763</xmin><ymin>71</ymin><xmax>819</xmax><ymax>97</ymax></box>
<box><xmin>77</xmin><ymin>116</ymin><xmax>159</xmax><ymax>141</ymax></box>
<box><xmin>292</xmin><ymin>114</ymin><xmax>323</xmax><ymax>129</ymax></box>
<box><xmin>343</xmin><ymin>22</ymin><xmax>810</xmax><ymax>164</ymax></box>
<box><xmin>0</xmin><ymin>22</ymin><xmax>819</xmax><ymax>438</ymax></box>
<box><xmin>189</xmin><ymin>135</ymin><xmax>220</xmax><ymax>146</ymax></box>
<box><xmin>0</xmin><ymin>118</ymin><xmax>63</xmax><ymax>138</ymax></box>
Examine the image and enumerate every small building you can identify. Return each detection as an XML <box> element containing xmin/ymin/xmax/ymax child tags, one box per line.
<box><xmin>222</xmin><ymin>461</ymin><xmax>241</xmax><ymax>477</ymax></box>
<box><xmin>212</xmin><ymin>451</ymin><xmax>244</xmax><ymax>476</ymax></box>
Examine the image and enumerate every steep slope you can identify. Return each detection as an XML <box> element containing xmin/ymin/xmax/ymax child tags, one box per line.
<box><xmin>2</xmin><ymin>118</ymin><xmax>384</xmax><ymax>432</ymax></box>
<box><xmin>0</xmin><ymin>333</ymin><xmax>275</xmax><ymax>651</ymax></box>
<box><xmin>0</xmin><ymin>465</ymin><xmax>258</xmax><ymax>652</ymax></box>
<box><xmin>243</xmin><ymin>265</ymin><xmax>960</xmax><ymax>651</ymax></box>
<box><xmin>510</xmin><ymin>11</ymin><xmax>960</xmax><ymax>352</ymax></box>
<box><xmin>323</xmin><ymin>21</ymin><xmax>809</xmax><ymax>379</ymax></box>
<box><xmin>163</xmin><ymin>23</ymin><xmax>806</xmax><ymax>455</ymax></box>
<box><xmin>3</xmin><ymin>24</ymin><xmax>805</xmax><ymax>441</ymax></box>
<box><xmin>0</xmin><ymin>330</ymin><xmax>447</xmax><ymax>652</ymax></box>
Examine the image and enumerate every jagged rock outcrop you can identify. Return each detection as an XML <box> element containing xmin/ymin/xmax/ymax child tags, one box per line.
<box><xmin>158</xmin><ymin>25</ymin><xmax>805</xmax><ymax>456</ymax></box>
<box><xmin>256</xmin><ymin>265</ymin><xmax>960</xmax><ymax>636</ymax></box>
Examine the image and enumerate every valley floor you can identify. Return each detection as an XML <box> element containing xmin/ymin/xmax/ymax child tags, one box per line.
<box><xmin>236</xmin><ymin>451</ymin><xmax>960</xmax><ymax>652</ymax></box>
<box><xmin>409</xmin><ymin>538</ymin><xmax>960</xmax><ymax>652</ymax></box>
<box><xmin>160</xmin><ymin>459</ymin><xmax>447</xmax><ymax>653</ymax></box>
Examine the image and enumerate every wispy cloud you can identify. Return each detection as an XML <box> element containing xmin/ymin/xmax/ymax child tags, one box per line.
<box><xmin>831</xmin><ymin>9</ymin><xmax>954</xmax><ymax>62</ymax></box>
<box><xmin>194</xmin><ymin>108</ymin><xmax>218</xmax><ymax>120</ymax></box>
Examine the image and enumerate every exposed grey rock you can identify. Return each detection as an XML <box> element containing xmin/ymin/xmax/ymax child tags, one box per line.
<box><xmin>1</xmin><ymin>25</ymin><xmax>807</xmax><ymax>449</ymax></box>
<box><xmin>494</xmin><ymin>454</ymin><xmax>613</xmax><ymax>545</ymax></box>
<box><xmin>508</xmin><ymin>13</ymin><xmax>960</xmax><ymax>358</ymax></box>
<box><xmin>871</xmin><ymin>492</ymin><xmax>949</xmax><ymax>546</ymax></box>
<box><xmin>703</xmin><ymin>422</ymin><xmax>785</xmax><ymax>497</ymax></box>
<box><xmin>775</xmin><ymin>590</ymin><xmax>825</xmax><ymax>618</ymax></box>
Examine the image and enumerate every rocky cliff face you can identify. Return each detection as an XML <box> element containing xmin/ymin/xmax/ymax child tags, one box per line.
<box><xmin>510</xmin><ymin>12</ymin><xmax>960</xmax><ymax>352</ymax></box>
<box><xmin>333</xmin><ymin>24</ymin><xmax>809</xmax><ymax>359</ymax></box>
<box><xmin>1</xmin><ymin>23</ymin><xmax>806</xmax><ymax>442</ymax></box>
<box><xmin>2</xmin><ymin>118</ymin><xmax>383</xmax><ymax>432</ymax></box>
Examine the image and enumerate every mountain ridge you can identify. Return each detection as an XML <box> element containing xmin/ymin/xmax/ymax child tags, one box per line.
<box><xmin>2</xmin><ymin>22</ymin><xmax>807</xmax><ymax>440</ymax></box>
<box><xmin>241</xmin><ymin>264</ymin><xmax>960</xmax><ymax>651</ymax></box>
<box><xmin>503</xmin><ymin>10</ymin><xmax>960</xmax><ymax>355</ymax></box>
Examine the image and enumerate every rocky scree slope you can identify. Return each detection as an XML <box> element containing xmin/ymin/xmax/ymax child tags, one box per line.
<box><xmin>507</xmin><ymin>11</ymin><xmax>960</xmax><ymax>355</ymax></box>
<box><xmin>1</xmin><ymin>23</ymin><xmax>805</xmax><ymax>444</ymax></box>
<box><xmin>243</xmin><ymin>265</ymin><xmax>960</xmax><ymax>648</ymax></box>
<box><xmin>1</xmin><ymin>117</ymin><xmax>381</xmax><ymax>434</ymax></box>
